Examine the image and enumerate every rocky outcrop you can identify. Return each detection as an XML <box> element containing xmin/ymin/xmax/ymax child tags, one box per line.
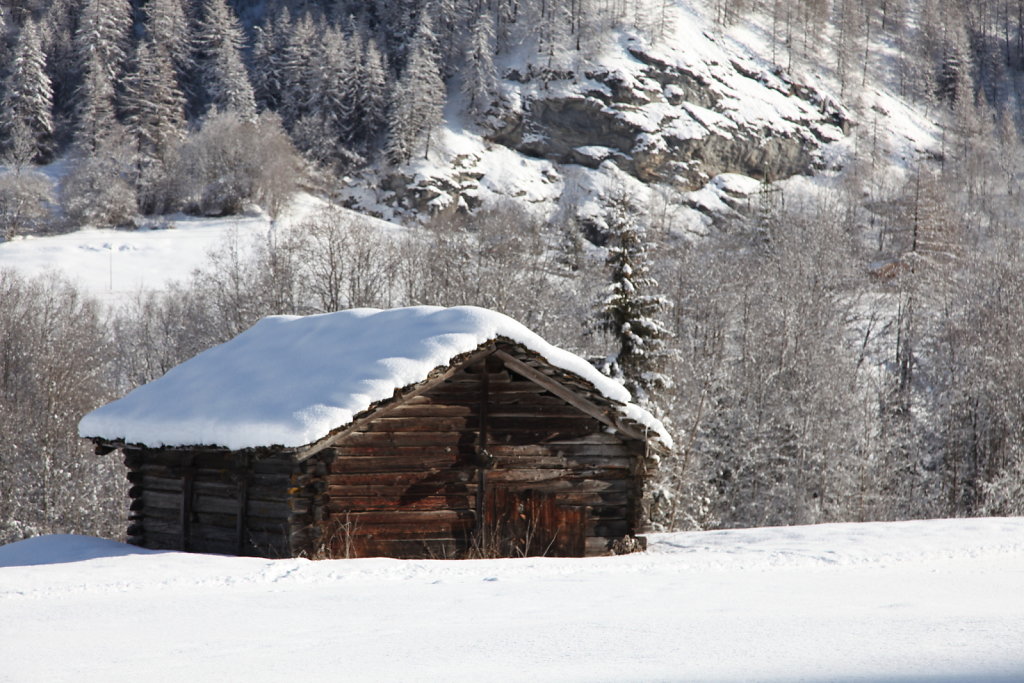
<box><xmin>362</xmin><ymin>23</ymin><xmax>857</xmax><ymax>226</ymax></box>
<box><xmin>489</xmin><ymin>41</ymin><xmax>851</xmax><ymax>191</ymax></box>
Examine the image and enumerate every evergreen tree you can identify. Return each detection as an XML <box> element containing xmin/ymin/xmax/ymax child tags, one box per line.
<box><xmin>432</xmin><ymin>0</ymin><xmax>469</xmax><ymax>78</ymax></box>
<box><xmin>355</xmin><ymin>34</ymin><xmax>390</xmax><ymax>147</ymax></box>
<box><xmin>40</xmin><ymin>0</ymin><xmax>80</xmax><ymax>127</ymax></box>
<box><xmin>373</xmin><ymin>0</ymin><xmax>421</xmax><ymax>69</ymax></box>
<box><xmin>462</xmin><ymin>10</ymin><xmax>499</xmax><ymax>118</ymax></box>
<box><xmin>193</xmin><ymin>0</ymin><xmax>257</xmax><ymax>118</ymax></box>
<box><xmin>71</xmin><ymin>0</ymin><xmax>132</xmax><ymax>148</ymax></box>
<box><xmin>936</xmin><ymin>25</ymin><xmax>972</xmax><ymax>107</ymax></box>
<box><xmin>290</xmin><ymin>26</ymin><xmax>355</xmax><ymax>163</ymax></box>
<box><xmin>73</xmin><ymin>0</ymin><xmax>132</xmax><ymax>81</ymax></box>
<box><xmin>144</xmin><ymin>0</ymin><xmax>192</xmax><ymax>80</ymax></box>
<box><xmin>278</xmin><ymin>11</ymin><xmax>318</xmax><ymax>127</ymax></box>
<box><xmin>120</xmin><ymin>38</ymin><xmax>187</xmax><ymax>162</ymax></box>
<box><xmin>313</xmin><ymin>27</ymin><xmax>357</xmax><ymax>146</ymax></box>
<box><xmin>385</xmin><ymin>17</ymin><xmax>445</xmax><ymax>165</ymax></box>
<box><xmin>73</xmin><ymin>49</ymin><xmax>120</xmax><ymax>152</ymax></box>
<box><xmin>250</xmin><ymin>19</ymin><xmax>286</xmax><ymax>112</ymax></box>
<box><xmin>599</xmin><ymin>193</ymin><xmax>672</xmax><ymax>403</ymax></box>
<box><xmin>1</xmin><ymin>20</ymin><xmax>55</xmax><ymax>163</ymax></box>
<box><xmin>0</xmin><ymin>7</ymin><xmax>7</xmax><ymax>63</ymax></box>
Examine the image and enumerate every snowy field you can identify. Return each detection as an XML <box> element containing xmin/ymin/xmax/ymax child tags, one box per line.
<box><xmin>0</xmin><ymin>194</ymin><xmax>363</xmax><ymax>306</ymax></box>
<box><xmin>0</xmin><ymin>213</ymin><xmax>271</xmax><ymax>304</ymax></box>
<box><xmin>2</xmin><ymin>518</ymin><xmax>1022</xmax><ymax>682</ymax></box>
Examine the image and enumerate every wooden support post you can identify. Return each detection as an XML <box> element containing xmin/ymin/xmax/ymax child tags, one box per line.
<box><xmin>236</xmin><ymin>454</ymin><xmax>250</xmax><ymax>555</ymax></box>
<box><xmin>476</xmin><ymin>359</ymin><xmax>490</xmax><ymax>547</ymax></box>
<box><xmin>181</xmin><ymin>455</ymin><xmax>195</xmax><ymax>552</ymax></box>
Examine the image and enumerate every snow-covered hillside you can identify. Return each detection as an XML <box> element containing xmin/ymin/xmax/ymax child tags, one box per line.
<box><xmin>347</xmin><ymin>0</ymin><xmax>937</xmax><ymax>234</ymax></box>
<box><xmin>0</xmin><ymin>0</ymin><xmax>941</xmax><ymax>297</ymax></box>
<box><xmin>2</xmin><ymin>518</ymin><xmax>1022</xmax><ymax>682</ymax></box>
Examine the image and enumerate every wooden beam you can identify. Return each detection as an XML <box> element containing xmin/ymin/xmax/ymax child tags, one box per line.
<box><xmin>181</xmin><ymin>455</ymin><xmax>195</xmax><ymax>552</ymax></box>
<box><xmin>476</xmin><ymin>359</ymin><xmax>489</xmax><ymax>546</ymax></box>
<box><xmin>294</xmin><ymin>346</ymin><xmax>495</xmax><ymax>462</ymax></box>
<box><xmin>491</xmin><ymin>350</ymin><xmax>649</xmax><ymax>443</ymax></box>
<box><xmin>235</xmin><ymin>454</ymin><xmax>249</xmax><ymax>555</ymax></box>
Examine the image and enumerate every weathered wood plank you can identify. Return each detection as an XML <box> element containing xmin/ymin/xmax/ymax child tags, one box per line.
<box><xmin>327</xmin><ymin>495</ymin><xmax>474</xmax><ymax>512</ymax></box>
<box><xmin>486</xmin><ymin>416</ymin><xmax>598</xmax><ymax>430</ymax></box>
<box><xmin>361</xmin><ymin>417</ymin><xmax>469</xmax><ymax>432</ymax></box>
<box><xmin>326</xmin><ymin>470</ymin><xmax>475</xmax><ymax>487</ymax></box>
<box><xmin>430</xmin><ymin>380</ymin><xmax>547</xmax><ymax>397</ymax></box>
<box><xmin>442</xmin><ymin>370</ymin><xmax>511</xmax><ymax>383</ymax></box>
<box><xmin>488</xmin><ymin>444</ymin><xmax>631</xmax><ymax>457</ymax></box>
<box><xmin>250</xmin><ymin>457</ymin><xmax>298</xmax><ymax>475</ymax></box>
<box><xmin>546</xmin><ymin>432</ymin><xmax>632</xmax><ymax>445</ymax></box>
<box><xmin>333</xmin><ymin>510</ymin><xmax>475</xmax><ymax>525</ymax></box>
<box><xmin>487</xmin><ymin>477</ymin><xmax>629</xmax><ymax>493</ymax></box>
<box><xmin>348</xmin><ymin>538</ymin><xmax>465</xmax><ymax>559</ymax></box>
<box><xmin>326</xmin><ymin>483</ymin><xmax>476</xmax><ymax>497</ymax></box>
<box><xmin>490</xmin><ymin>454</ymin><xmax>634</xmax><ymax>469</ymax></box>
<box><xmin>190</xmin><ymin>494</ymin><xmax>295</xmax><ymax>519</ymax></box>
<box><xmin>384</xmin><ymin>404</ymin><xmax>473</xmax><ymax>418</ymax></box>
<box><xmin>331</xmin><ymin>521</ymin><xmax>475</xmax><ymax>539</ymax></box>
<box><xmin>294</xmin><ymin>346</ymin><xmax>495</xmax><ymax>462</ymax></box>
<box><xmin>329</xmin><ymin>453</ymin><xmax>460</xmax><ymax>473</ymax></box>
<box><xmin>487</xmin><ymin>406</ymin><xmax>591</xmax><ymax>418</ymax></box>
<box><xmin>552</xmin><ymin>489</ymin><xmax>628</xmax><ymax>504</ymax></box>
<box><xmin>136</xmin><ymin>475</ymin><xmax>183</xmax><ymax>493</ymax></box>
<box><xmin>493</xmin><ymin>350</ymin><xmax>652</xmax><ymax>443</ymax></box>
<box><xmin>483</xmin><ymin>467</ymin><xmax>629</xmax><ymax>482</ymax></box>
<box><xmin>340</xmin><ymin>431</ymin><xmax>464</xmax><ymax>448</ymax></box>
<box><xmin>140</xmin><ymin>530</ymin><xmax>187</xmax><ymax>551</ymax></box>
<box><xmin>328</xmin><ymin>445</ymin><xmax>461</xmax><ymax>458</ymax></box>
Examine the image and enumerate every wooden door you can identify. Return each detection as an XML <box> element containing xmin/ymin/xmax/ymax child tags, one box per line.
<box><xmin>483</xmin><ymin>486</ymin><xmax>585</xmax><ymax>557</ymax></box>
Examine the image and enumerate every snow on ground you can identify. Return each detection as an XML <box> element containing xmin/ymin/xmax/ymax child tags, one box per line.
<box><xmin>2</xmin><ymin>518</ymin><xmax>1022</xmax><ymax>682</ymax></box>
<box><xmin>0</xmin><ymin>212</ymin><xmax>269</xmax><ymax>305</ymax></box>
<box><xmin>0</xmin><ymin>194</ymin><xmax>392</xmax><ymax>306</ymax></box>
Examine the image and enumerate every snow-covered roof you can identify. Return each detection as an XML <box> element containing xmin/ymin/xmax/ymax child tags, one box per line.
<box><xmin>79</xmin><ymin>306</ymin><xmax>671</xmax><ymax>451</ymax></box>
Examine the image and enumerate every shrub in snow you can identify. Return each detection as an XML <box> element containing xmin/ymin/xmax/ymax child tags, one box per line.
<box><xmin>295</xmin><ymin>207</ymin><xmax>399</xmax><ymax>312</ymax></box>
<box><xmin>169</xmin><ymin>110</ymin><xmax>302</xmax><ymax>218</ymax></box>
<box><xmin>59</xmin><ymin>141</ymin><xmax>137</xmax><ymax>229</ymax></box>
<box><xmin>0</xmin><ymin>170</ymin><xmax>55</xmax><ymax>239</ymax></box>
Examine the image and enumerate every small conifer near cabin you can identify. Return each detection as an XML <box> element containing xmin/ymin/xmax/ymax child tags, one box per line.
<box><xmin>600</xmin><ymin>193</ymin><xmax>672</xmax><ymax>405</ymax></box>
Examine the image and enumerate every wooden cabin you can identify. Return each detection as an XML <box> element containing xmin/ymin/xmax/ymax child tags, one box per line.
<box><xmin>80</xmin><ymin>307</ymin><xmax>670</xmax><ymax>559</ymax></box>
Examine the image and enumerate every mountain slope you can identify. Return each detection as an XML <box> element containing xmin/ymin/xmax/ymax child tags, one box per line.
<box><xmin>346</xmin><ymin>0</ymin><xmax>935</xmax><ymax>237</ymax></box>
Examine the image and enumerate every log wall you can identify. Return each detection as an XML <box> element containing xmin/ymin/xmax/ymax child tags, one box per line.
<box><xmin>123</xmin><ymin>447</ymin><xmax>306</xmax><ymax>558</ymax></box>
<box><xmin>315</xmin><ymin>349</ymin><xmax>646</xmax><ymax>559</ymax></box>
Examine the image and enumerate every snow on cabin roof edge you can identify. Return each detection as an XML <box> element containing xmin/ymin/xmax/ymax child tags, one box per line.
<box><xmin>78</xmin><ymin>306</ymin><xmax>673</xmax><ymax>451</ymax></box>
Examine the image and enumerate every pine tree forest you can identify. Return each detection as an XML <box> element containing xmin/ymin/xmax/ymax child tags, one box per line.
<box><xmin>3</xmin><ymin>0</ymin><xmax>1024</xmax><ymax>543</ymax></box>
